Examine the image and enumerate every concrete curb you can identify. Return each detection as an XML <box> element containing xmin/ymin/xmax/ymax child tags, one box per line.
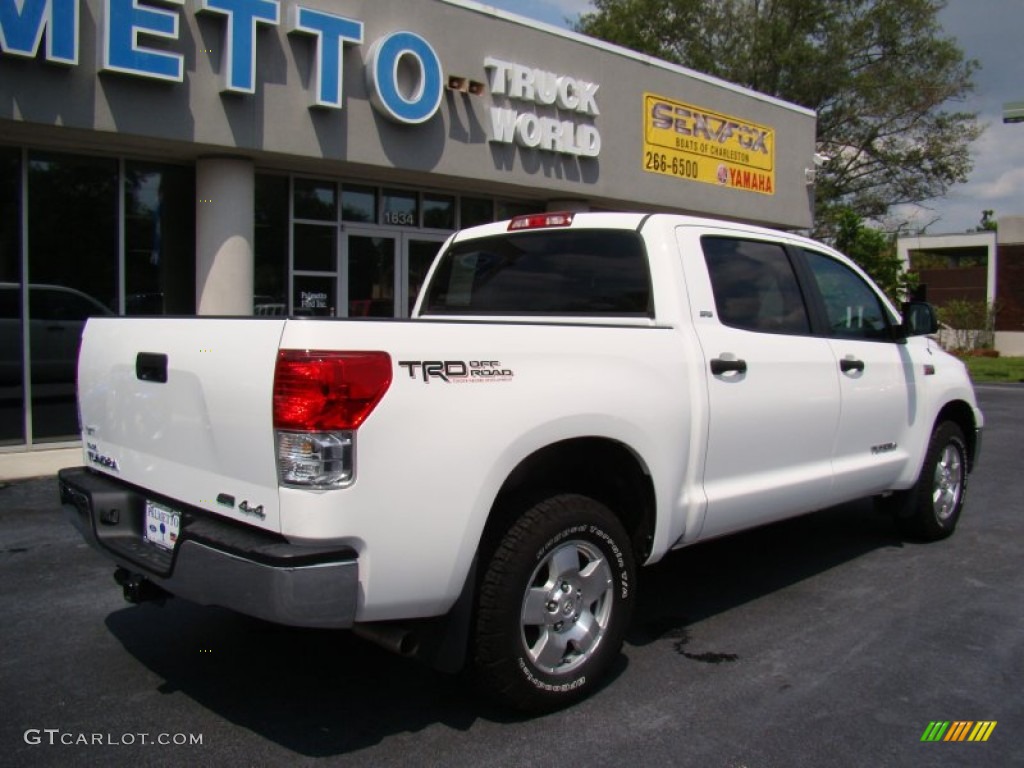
<box><xmin>0</xmin><ymin>447</ymin><xmax>81</xmax><ymax>482</ymax></box>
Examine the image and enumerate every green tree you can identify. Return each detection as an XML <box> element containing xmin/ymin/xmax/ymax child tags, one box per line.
<box><xmin>834</xmin><ymin>209</ymin><xmax>917</xmax><ymax>302</ymax></box>
<box><xmin>576</xmin><ymin>0</ymin><xmax>982</xmax><ymax>234</ymax></box>
<box><xmin>973</xmin><ymin>209</ymin><xmax>997</xmax><ymax>232</ymax></box>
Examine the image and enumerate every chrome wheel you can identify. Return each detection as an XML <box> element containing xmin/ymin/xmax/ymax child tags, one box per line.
<box><xmin>893</xmin><ymin>421</ymin><xmax>970</xmax><ymax>542</ymax></box>
<box><xmin>932</xmin><ymin>442</ymin><xmax>964</xmax><ymax>522</ymax></box>
<box><xmin>520</xmin><ymin>539</ymin><xmax>614</xmax><ymax>675</ymax></box>
<box><xmin>474</xmin><ymin>494</ymin><xmax>635</xmax><ymax>712</ymax></box>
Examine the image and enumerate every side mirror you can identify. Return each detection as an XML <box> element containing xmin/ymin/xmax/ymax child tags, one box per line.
<box><xmin>899</xmin><ymin>301</ymin><xmax>939</xmax><ymax>338</ymax></box>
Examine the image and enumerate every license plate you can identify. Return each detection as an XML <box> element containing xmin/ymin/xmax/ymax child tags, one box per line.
<box><xmin>144</xmin><ymin>500</ymin><xmax>180</xmax><ymax>551</ymax></box>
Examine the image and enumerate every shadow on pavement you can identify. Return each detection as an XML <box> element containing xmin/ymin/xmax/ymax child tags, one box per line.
<box><xmin>103</xmin><ymin>498</ymin><xmax>903</xmax><ymax>757</ymax></box>
<box><xmin>629</xmin><ymin>499</ymin><xmax>904</xmax><ymax>646</ymax></box>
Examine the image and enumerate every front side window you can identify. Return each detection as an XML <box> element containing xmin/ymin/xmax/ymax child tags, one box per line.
<box><xmin>423</xmin><ymin>229</ymin><xmax>652</xmax><ymax>316</ymax></box>
<box><xmin>702</xmin><ymin>236</ymin><xmax>810</xmax><ymax>334</ymax></box>
<box><xmin>802</xmin><ymin>249</ymin><xmax>893</xmax><ymax>341</ymax></box>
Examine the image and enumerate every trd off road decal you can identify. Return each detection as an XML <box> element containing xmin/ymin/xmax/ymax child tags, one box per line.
<box><xmin>397</xmin><ymin>360</ymin><xmax>514</xmax><ymax>383</ymax></box>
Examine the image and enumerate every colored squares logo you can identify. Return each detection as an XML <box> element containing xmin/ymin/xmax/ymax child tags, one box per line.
<box><xmin>921</xmin><ymin>721</ymin><xmax>997</xmax><ymax>742</ymax></box>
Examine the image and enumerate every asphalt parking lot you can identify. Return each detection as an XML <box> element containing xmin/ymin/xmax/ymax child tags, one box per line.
<box><xmin>1</xmin><ymin>385</ymin><xmax>1021</xmax><ymax>767</ymax></box>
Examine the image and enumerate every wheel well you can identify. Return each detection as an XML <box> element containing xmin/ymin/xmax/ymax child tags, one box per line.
<box><xmin>482</xmin><ymin>438</ymin><xmax>656</xmax><ymax>563</ymax></box>
<box><xmin>936</xmin><ymin>400</ymin><xmax>979</xmax><ymax>471</ymax></box>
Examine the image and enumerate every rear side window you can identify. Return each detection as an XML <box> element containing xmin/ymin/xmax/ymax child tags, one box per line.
<box><xmin>422</xmin><ymin>230</ymin><xmax>652</xmax><ymax>316</ymax></box>
<box><xmin>702</xmin><ymin>236</ymin><xmax>810</xmax><ymax>334</ymax></box>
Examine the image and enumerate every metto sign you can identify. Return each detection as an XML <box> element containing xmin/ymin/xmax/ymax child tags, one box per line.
<box><xmin>0</xmin><ymin>0</ymin><xmax>442</xmax><ymax>123</ymax></box>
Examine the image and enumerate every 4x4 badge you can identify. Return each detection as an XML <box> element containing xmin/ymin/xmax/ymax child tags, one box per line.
<box><xmin>238</xmin><ymin>501</ymin><xmax>265</xmax><ymax>519</ymax></box>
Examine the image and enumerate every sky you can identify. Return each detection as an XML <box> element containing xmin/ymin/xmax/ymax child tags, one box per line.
<box><xmin>479</xmin><ymin>0</ymin><xmax>1024</xmax><ymax>235</ymax></box>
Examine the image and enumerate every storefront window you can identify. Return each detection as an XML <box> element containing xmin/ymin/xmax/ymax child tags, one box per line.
<box><xmin>28</xmin><ymin>151</ymin><xmax>118</xmax><ymax>442</ymax></box>
<box><xmin>293</xmin><ymin>275</ymin><xmax>336</xmax><ymax>316</ymax></box>
<box><xmin>382</xmin><ymin>189</ymin><xmax>418</xmax><ymax>227</ymax></box>
<box><xmin>0</xmin><ymin>148</ymin><xmax>23</xmax><ymax>445</ymax></box>
<box><xmin>423</xmin><ymin>194</ymin><xmax>455</xmax><ymax>230</ymax></box>
<box><xmin>265</xmin><ymin>174</ymin><xmax>537</xmax><ymax>323</ymax></box>
<box><xmin>124</xmin><ymin>162</ymin><xmax>195</xmax><ymax>315</ymax></box>
<box><xmin>460</xmin><ymin>197</ymin><xmax>493</xmax><ymax>228</ymax></box>
<box><xmin>294</xmin><ymin>178</ymin><xmax>336</xmax><ymax>221</ymax></box>
<box><xmin>341</xmin><ymin>185</ymin><xmax>376</xmax><ymax>223</ymax></box>
<box><xmin>293</xmin><ymin>224</ymin><xmax>337</xmax><ymax>272</ymax></box>
<box><xmin>496</xmin><ymin>200</ymin><xmax>537</xmax><ymax>221</ymax></box>
<box><xmin>255</xmin><ymin>174</ymin><xmax>288</xmax><ymax>315</ymax></box>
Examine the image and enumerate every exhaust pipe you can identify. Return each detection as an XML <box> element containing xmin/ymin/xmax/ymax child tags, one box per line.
<box><xmin>352</xmin><ymin>623</ymin><xmax>420</xmax><ymax>658</ymax></box>
<box><xmin>114</xmin><ymin>567</ymin><xmax>170</xmax><ymax>604</ymax></box>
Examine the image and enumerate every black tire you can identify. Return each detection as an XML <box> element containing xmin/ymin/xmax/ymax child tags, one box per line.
<box><xmin>473</xmin><ymin>494</ymin><xmax>636</xmax><ymax>713</ymax></box>
<box><xmin>889</xmin><ymin>421</ymin><xmax>969</xmax><ymax>541</ymax></box>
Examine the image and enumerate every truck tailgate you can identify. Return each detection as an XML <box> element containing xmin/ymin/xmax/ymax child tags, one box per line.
<box><xmin>76</xmin><ymin>318</ymin><xmax>286</xmax><ymax>532</ymax></box>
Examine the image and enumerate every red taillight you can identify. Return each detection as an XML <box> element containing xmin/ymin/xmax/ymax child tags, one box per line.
<box><xmin>507</xmin><ymin>211</ymin><xmax>574</xmax><ymax>231</ymax></box>
<box><xmin>273</xmin><ymin>350</ymin><xmax>392</xmax><ymax>431</ymax></box>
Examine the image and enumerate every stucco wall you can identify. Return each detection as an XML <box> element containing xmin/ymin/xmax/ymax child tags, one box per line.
<box><xmin>0</xmin><ymin>0</ymin><xmax>817</xmax><ymax>228</ymax></box>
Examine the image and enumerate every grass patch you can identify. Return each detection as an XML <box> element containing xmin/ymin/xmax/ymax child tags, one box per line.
<box><xmin>961</xmin><ymin>355</ymin><xmax>1024</xmax><ymax>383</ymax></box>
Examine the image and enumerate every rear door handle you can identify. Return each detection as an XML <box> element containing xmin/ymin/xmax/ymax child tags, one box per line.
<box><xmin>710</xmin><ymin>357</ymin><xmax>747</xmax><ymax>375</ymax></box>
<box><xmin>840</xmin><ymin>357</ymin><xmax>865</xmax><ymax>373</ymax></box>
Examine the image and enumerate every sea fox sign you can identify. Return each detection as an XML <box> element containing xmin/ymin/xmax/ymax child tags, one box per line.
<box><xmin>0</xmin><ymin>0</ymin><xmax>600</xmax><ymax>154</ymax></box>
<box><xmin>642</xmin><ymin>91</ymin><xmax>775</xmax><ymax>195</ymax></box>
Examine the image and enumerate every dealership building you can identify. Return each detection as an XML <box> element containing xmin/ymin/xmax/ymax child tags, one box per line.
<box><xmin>0</xmin><ymin>0</ymin><xmax>818</xmax><ymax>451</ymax></box>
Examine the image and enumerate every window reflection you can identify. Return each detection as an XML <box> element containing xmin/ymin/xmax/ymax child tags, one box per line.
<box><xmin>28</xmin><ymin>152</ymin><xmax>117</xmax><ymax>442</ymax></box>
<box><xmin>382</xmin><ymin>189</ymin><xmax>417</xmax><ymax>227</ymax></box>
<box><xmin>341</xmin><ymin>185</ymin><xmax>376</xmax><ymax>223</ymax></box>
<box><xmin>124</xmin><ymin>162</ymin><xmax>195</xmax><ymax>315</ymax></box>
<box><xmin>0</xmin><ymin>147</ymin><xmax>23</xmax><ymax>444</ymax></box>
<box><xmin>460</xmin><ymin>197</ymin><xmax>493</xmax><ymax>228</ymax></box>
<box><xmin>408</xmin><ymin>239</ymin><xmax>441</xmax><ymax>313</ymax></box>
<box><xmin>293</xmin><ymin>224</ymin><xmax>337</xmax><ymax>272</ymax></box>
<box><xmin>293</xmin><ymin>275</ymin><xmax>336</xmax><ymax>317</ymax></box>
<box><xmin>294</xmin><ymin>178</ymin><xmax>337</xmax><ymax>221</ymax></box>
<box><xmin>349</xmin><ymin>236</ymin><xmax>395</xmax><ymax>317</ymax></box>
<box><xmin>423</xmin><ymin>194</ymin><xmax>455</xmax><ymax>230</ymax></box>
<box><xmin>255</xmin><ymin>174</ymin><xmax>288</xmax><ymax>315</ymax></box>
<box><xmin>496</xmin><ymin>200</ymin><xmax>536</xmax><ymax>221</ymax></box>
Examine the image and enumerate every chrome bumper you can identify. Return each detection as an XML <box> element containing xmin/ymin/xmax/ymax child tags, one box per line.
<box><xmin>58</xmin><ymin>467</ymin><xmax>359</xmax><ymax>629</ymax></box>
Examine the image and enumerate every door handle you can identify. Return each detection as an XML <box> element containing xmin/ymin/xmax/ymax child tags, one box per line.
<box><xmin>710</xmin><ymin>357</ymin><xmax>747</xmax><ymax>375</ymax></box>
<box><xmin>840</xmin><ymin>357</ymin><xmax>865</xmax><ymax>373</ymax></box>
<box><xmin>136</xmin><ymin>352</ymin><xmax>168</xmax><ymax>383</ymax></box>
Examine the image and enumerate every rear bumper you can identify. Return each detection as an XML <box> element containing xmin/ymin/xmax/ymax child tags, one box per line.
<box><xmin>58</xmin><ymin>467</ymin><xmax>359</xmax><ymax>629</ymax></box>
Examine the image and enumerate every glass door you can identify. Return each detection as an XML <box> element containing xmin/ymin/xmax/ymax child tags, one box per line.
<box><xmin>345</xmin><ymin>230</ymin><xmax>397</xmax><ymax>317</ymax></box>
<box><xmin>343</xmin><ymin>230</ymin><xmax>446</xmax><ymax>318</ymax></box>
<box><xmin>405</xmin><ymin>236</ymin><xmax>446</xmax><ymax>315</ymax></box>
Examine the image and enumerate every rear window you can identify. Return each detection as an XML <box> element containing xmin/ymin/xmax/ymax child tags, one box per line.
<box><xmin>421</xmin><ymin>229</ymin><xmax>652</xmax><ymax>316</ymax></box>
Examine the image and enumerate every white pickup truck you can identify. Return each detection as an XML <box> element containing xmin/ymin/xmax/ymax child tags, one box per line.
<box><xmin>60</xmin><ymin>211</ymin><xmax>982</xmax><ymax>712</ymax></box>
